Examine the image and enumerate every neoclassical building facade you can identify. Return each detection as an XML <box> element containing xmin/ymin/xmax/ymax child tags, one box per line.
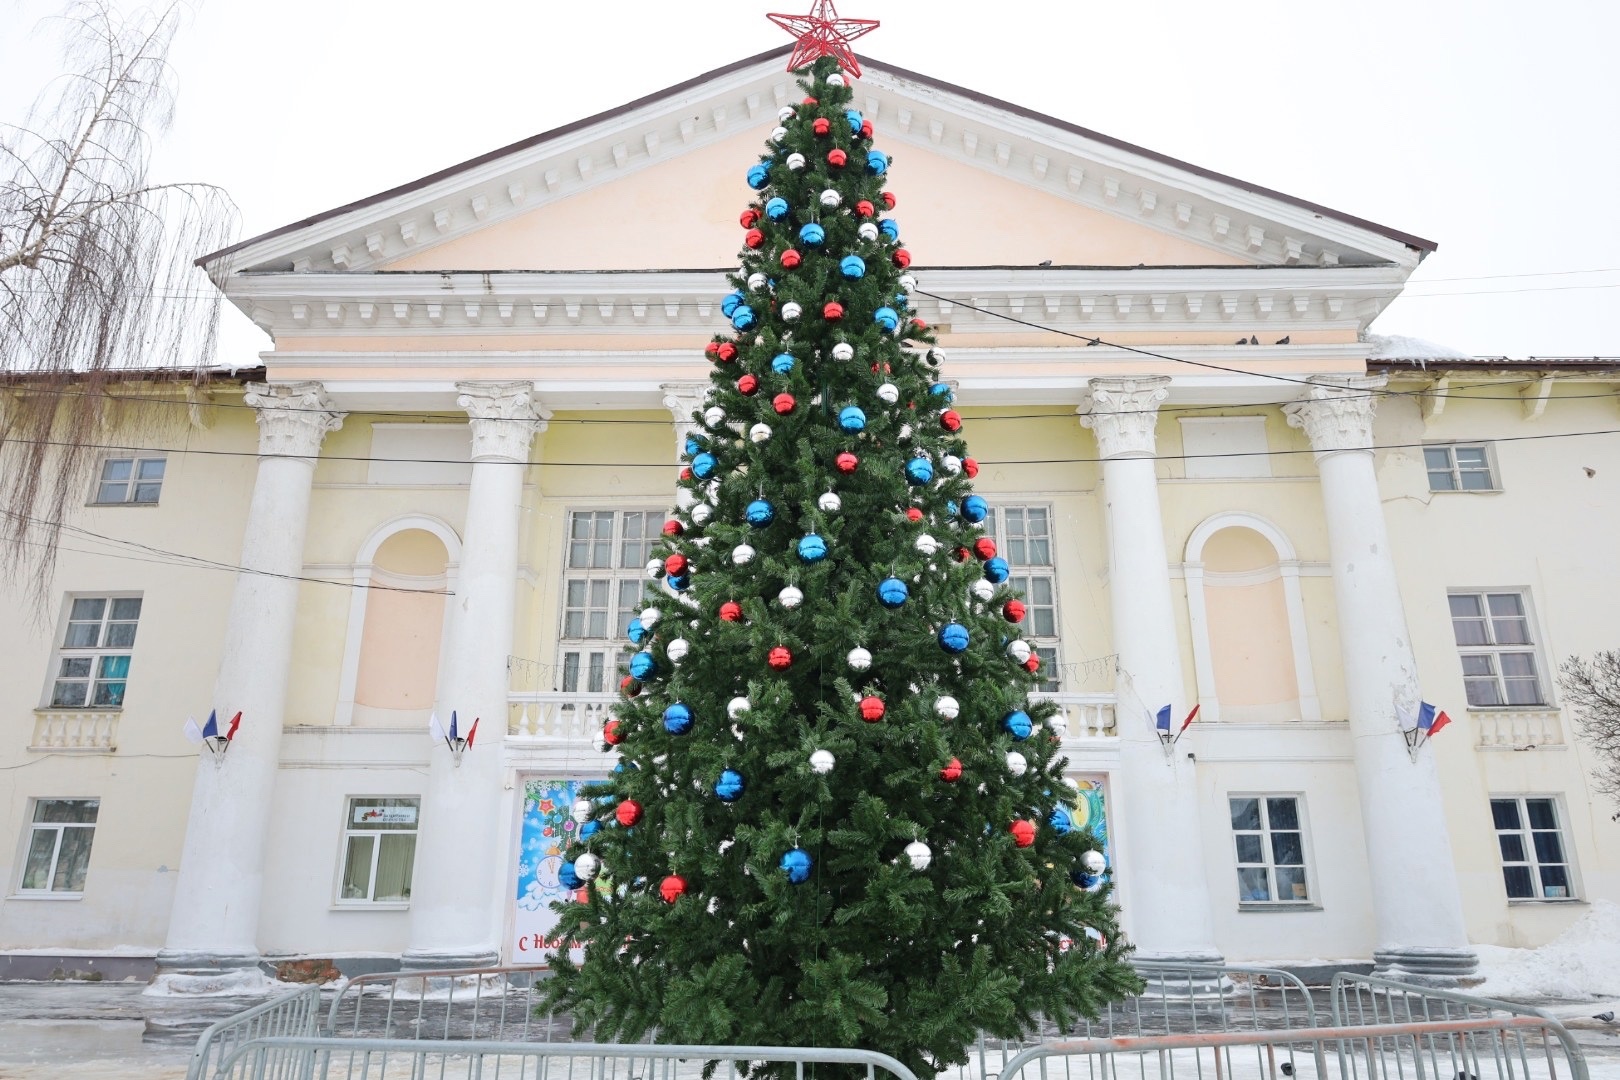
<box><xmin>2</xmin><ymin>48</ymin><xmax>1615</xmax><ymax>987</ymax></box>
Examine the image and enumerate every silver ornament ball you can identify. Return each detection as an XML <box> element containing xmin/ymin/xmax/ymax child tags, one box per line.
<box><xmin>847</xmin><ymin>646</ymin><xmax>873</xmax><ymax>671</ymax></box>
<box><xmin>570</xmin><ymin>798</ymin><xmax>593</xmax><ymax>824</ymax></box>
<box><xmin>1081</xmin><ymin>850</ymin><xmax>1107</xmax><ymax>874</ymax></box>
<box><xmin>778</xmin><ymin>585</ymin><xmax>805</xmax><ymax>608</ymax></box>
<box><xmin>810</xmin><ymin>749</ymin><xmax>836</xmax><ymax>774</ymax></box>
<box><xmin>575</xmin><ymin>852</ymin><xmax>601</xmax><ymax>881</ymax></box>
<box><xmin>667</xmin><ymin>638</ymin><xmax>690</xmax><ymax>663</ymax></box>
<box><xmin>903</xmin><ymin>840</ymin><xmax>933</xmax><ymax>871</ymax></box>
<box><xmin>749</xmin><ymin>422</ymin><xmax>772</xmax><ymax>443</ymax></box>
<box><xmin>1006</xmin><ymin>751</ymin><xmax>1028</xmax><ymax>776</ymax></box>
<box><xmin>818</xmin><ymin>490</ymin><xmax>842</xmax><ymax>512</ymax></box>
<box><xmin>970</xmin><ymin>578</ymin><xmax>995</xmax><ymax>601</ymax></box>
<box><xmin>876</xmin><ymin>382</ymin><xmax>900</xmax><ymax>404</ymax></box>
<box><xmin>934</xmin><ymin>695</ymin><xmax>960</xmax><ymax>720</ymax></box>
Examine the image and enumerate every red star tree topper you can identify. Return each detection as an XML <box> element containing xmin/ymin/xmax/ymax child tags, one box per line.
<box><xmin>767</xmin><ymin>0</ymin><xmax>880</xmax><ymax>79</ymax></box>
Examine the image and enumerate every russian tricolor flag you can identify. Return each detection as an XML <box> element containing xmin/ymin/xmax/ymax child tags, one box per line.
<box><xmin>1417</xmin><ymin>702</ymin><xmax>1452</xmax><ymax>738</ymax></box>
<box><xmin>1155</xmin><ymin>705</ymin><xmax>1172</xmax><ymax>734</ymax></box>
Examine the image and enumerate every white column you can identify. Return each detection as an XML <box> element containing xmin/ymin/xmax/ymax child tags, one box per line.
<box><xmin>1285</xmin><ymin>376</ymin><xmax>1476</xmax><ymax>984</ymax></box>
<box><xmin>402</xmin><ymin>382</ymin><xmax>545</xmax><ymax>969</ymax></box>
<box><xmin>1080</xmin><ymin>377</ymin><xmax>1222</xmax><ymax>964</ymax></box>
<box><xmin>152</xmin><ymin>383</ymin><xmax>343</xmax><ymax>988</ymax></box>
<box><xmin>661</xmin><ymin>381</ymin><xmax>709</xmax><ymax>458</ymax></box>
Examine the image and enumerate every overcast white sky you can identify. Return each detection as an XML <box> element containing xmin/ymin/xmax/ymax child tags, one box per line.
<box><xmin>4</xmin><ymin>0</ymin><xmax>1618</xmax><ymax>362</ymax></box>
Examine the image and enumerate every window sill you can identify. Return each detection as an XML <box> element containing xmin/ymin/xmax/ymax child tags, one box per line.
<box><xmin>1427</xmin><ymin>489</ymin><xmax>1503</xmax><ymax>496</ymax></box>
<box><xmin>1237</xmin><ymin>903</ymin><xmax>1323</xmax><ymax>912</ymax></box>
<box><xmin>1465</xmin><ymin>706</ymin><xmax>1558</xmax><ymax>714</ymax></box>
<box><xmin>34</xmin><ymin>707</ymin><xmax>124</xmax><ymax>714</ymax></box>
<box><xmin>1507</xmin><ymin>898</ymin><xmax>1585</xmax><ymax>906</ymax></box>
<box><xmin>85</xmin><ymin>501</ymin><xmax>162</xmax><ymax>509</ymax></box>
<box><xmin>7</xmin><ymin>892</ymin><xmax>85</xmax><ymax>901</ymax></box>
<box><xmin>331</xmin><ymin>902</ymin><xmax>411</xmax><ymax>912</ymax></box>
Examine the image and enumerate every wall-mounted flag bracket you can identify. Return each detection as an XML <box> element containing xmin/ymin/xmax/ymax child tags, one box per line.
<box><xmin>1399</xmin><ymin>700</ymin><xmax>1453</xmax><ymax>761</ymax></box>
<box><xmin>430</xmin><ymin>710</ymin><xmax>479</xmax><ymax>767</ymax></box>
<box><xmin>183</xmin><ymin>710</ymin><xmax>240</xmax><ymax>762</ymax></box>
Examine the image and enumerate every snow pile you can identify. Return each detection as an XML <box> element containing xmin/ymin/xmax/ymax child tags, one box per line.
<box><xmin>141</xmin><ymin>968</ymin><xmax>284</xmax><ymax>998</ymax></box>
<box><xmin>1474</xmin><ymin>899</ymin><xmax>1620</xmax><ymax>1000</ymax></box>
<box><xmin>1364</xmin><ymin>333</ymin><xmax>1474</xmax><ymax>361</ymax></box>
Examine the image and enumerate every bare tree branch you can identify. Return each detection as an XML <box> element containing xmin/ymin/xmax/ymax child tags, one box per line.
<box><xmin>0</xmin><ymin>0</ymin><xmax>237</xmax><ymax>605</ymax></box>
<box><xmin>1558</xmin><ymin>650</ymin><xmax>1620</xmax><ymax>820</ymax></box>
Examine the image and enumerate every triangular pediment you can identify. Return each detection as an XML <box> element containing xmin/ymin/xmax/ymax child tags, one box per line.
<box><xmin>204</xmin><ymin>48</ymin><xmax>1431</xmax><ymax>281</ymax></box>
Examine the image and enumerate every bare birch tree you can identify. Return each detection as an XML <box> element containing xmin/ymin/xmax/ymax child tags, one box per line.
<box><xmin>1559</xmin><ymin>651</ymin><xmax>1620</xmax><ymax>820</ymax></box>
<box><xmin>0</xmin><ymin>0</ymin><xmax>235</xmax><ymax>601</ymax></box>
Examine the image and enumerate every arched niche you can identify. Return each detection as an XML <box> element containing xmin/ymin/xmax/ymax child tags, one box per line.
<box><xmin>1183</xmin><ymin>512</ymin><xmax>1321</xmax><ymax>724</ymax></box>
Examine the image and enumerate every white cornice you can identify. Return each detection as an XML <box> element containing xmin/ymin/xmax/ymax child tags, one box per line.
<box><xmin>212</xmin><ymin>55</ymin><xmax>1425</xmax><ymax>279</ymax></box>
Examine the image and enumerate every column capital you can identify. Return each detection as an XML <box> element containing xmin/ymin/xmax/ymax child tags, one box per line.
<box><xmin>1283</xmin><ymin>375</ymin><xmax>1387</xmax><ymax>456</ymax></box>
<box><xmin>244</xmin><ymin>382</ymin><xmax>344</xmax><ymax>459</ymax></box>
<box><xmin>661</xmin><ymin>381</ymin><xmax>710</xmax><ymax>458</ymax></box>
<box><xmin>455</xmin><ymin>381</ymin><xmax>548</xmax><ymax>462</ymax></box>
<box><xmin>1079</xmin><ymin>376</ymin><xmax>1171</xmax><ymax>458</ymax></box>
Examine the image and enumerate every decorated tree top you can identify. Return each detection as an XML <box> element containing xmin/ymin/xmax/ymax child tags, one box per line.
<box><xmin>541</xmin><ymin>53</ymin><xmax>1140</xmax><ymax>1077</ymax></box>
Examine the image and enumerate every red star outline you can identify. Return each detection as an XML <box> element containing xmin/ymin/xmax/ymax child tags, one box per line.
<box><xmin>766</xmin><ymin>0</ymin><xmax>880</xmax><ymax>79</ymax></box>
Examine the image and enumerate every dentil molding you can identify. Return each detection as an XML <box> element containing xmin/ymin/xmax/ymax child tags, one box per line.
<box><xmin>1079</xmin><ymin>376</ymin><xmax>1171</xmax><ymax>458</ymax></box>
<box><xmin>245</xmin><ymin>382</ymin><xmax>345</xmax><ymax>459</ymax></box>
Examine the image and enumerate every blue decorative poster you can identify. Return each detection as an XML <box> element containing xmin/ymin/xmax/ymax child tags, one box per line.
<box><xmin>1060</xmin><ymin>775</ymin><xmax>1112</xmax><ymax>952</ymax></box>
<box><xmin>511</xmin><ymin>778</ymin><xmax>595</xmax><ymax>962</ymax></box>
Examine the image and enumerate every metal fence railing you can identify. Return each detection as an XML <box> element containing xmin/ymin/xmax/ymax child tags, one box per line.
<box><xmin>998</xmin><ymin>1016</ymin><xmax>1588</xmax><ymax>1080</ymax></box>
<box><xmin>322</xmin><ymin>964</ymin><xmax>556</xmax><ymax>1042</ymax></box>
<box><xmin>1330</xmin><ymin>971</ymin><xmax>1561</xmax><ymax>1027</ymax></box>
<box><xmin>185</xmin><ymin>984</ymin><xmax>321</xmax><ymax>1080</ymax></box>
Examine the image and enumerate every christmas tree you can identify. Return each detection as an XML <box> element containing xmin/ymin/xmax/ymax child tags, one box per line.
<box><xmin>541</xmin><ymin>43</ymin><xmax>1141</xmax><ymax>1077</ymax></box>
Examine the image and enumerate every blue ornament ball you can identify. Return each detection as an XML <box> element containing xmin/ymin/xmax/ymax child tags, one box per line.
<box><xmin>765</xmin><ymin>196</ymin><xmax>790</xmax><ymax>220</ymax></box>
<box><xmin>839</xmin><ymin>405</ymin><xmax>867</xmax><ymax>433</ymax></box>
<box><xmin>1051</xmin><ymin>806</ymin><xmax>1074</xmax><ymax>835</ymax></box>
<box><xmin>721</xmin><ymin>291</ymin><xmax>745</xmax><ymax>317</ymax></box>
<box><xmin>579</xmin><ymin>820</ymin><xmax>600</xmax><ymax>840</ymax></box>
<box><xmin>798</xmin><ymin>534</ymin><xmax>828</xmax><ymax>562</ymax></box>
<box><xmin>685</xmin><ymin>436</ymin><xmax>702</xmax><ymax>457</ymax></box>
<box><xmin>1004</xmin><ymin>709</ymin><xmax>1033</xmax><ymax>740</ymax></box>
<box><xmin>558</xmin><ymin>861</ymin><xmax>584</xmax><ymax>890</ymax></box>
<box><xmin>1071</xmin><ymin>869</ymin><xmax>1097</xmax><ymax>888</ymax></box>
<box><xmin>629</xmin><ymin>651</ymin><xmax>658</xmax><ymax>679</ymax></box>
<box><xmin>731</xmin><ymin>306</ymin><xmax>756</xmax><ymax>331</ymax></box>
<box><xmin>938</xmin><ymin>622</ymin><xmax>970</xmax><ymax>654</ymax></box>
<box><xmin>745</xmin><ymin>499</ymin><xmax>776</xmax><ymax>528</ymax></box>
<box><xmin>663</xmin><ymin>702</ymin><xmax>693</xmax><ymax>735</ymax></box>
<box><xmin>947</xmin><ymin>500</ymin><xmax>959</xmax><ymax>516</ymax></box>
<box><xmin>691</xmin><ymin>453</ymin><xmax>718</xmax><ymax>479</ymax></box>
<box><xmin>845</xmin><ymin>109</ymin><xmax>863</xmax><ymax>133</ymax></box>
<box><xmin>961</xmin><ymin>495</ymin><xmax>989</xmax><ymax>523</ymax></box>
<box><xmin>983</xmin><ymin>557</ymin><xmax>1010</xmax><ymax>584</ymax></box>
<box><xmin>877</xmin><ymin>576</ymin><xmax>909</xmax><ymax>608</ymax></box>
<box><xmin>667</xmin><ymin>573</ymin><xmax>691</xmax><ymax>592</ymax></box>
<box><xmin>799</xmin><ymin>222</ymin><xmax>826</xmax><ymax>246</ymax></box>
<box><xmin>627</xmin><ymin>618</ymin><xmax>647</xmax><ymax>645</ymax></box>
<box><xmin>874</xmin><ymin>306</ymin><xmax>899</xmax><ymax>331</ymax></box>
<box><xmin>781</xmin><ymin>847</ymin><xmax>813</xmax><ymax>884</ymax></box>
<box><xmin>840</xmin><ymin>255</ymin><xmax>866</xmax><ymax>279</ymax></box>
<box><xmin>715</xmin><ymin>769</ymin><xmax>745</xmax><ymax>802</ymax></box>
<box><xmin>930</xmin><ymin>382</ymin><xmax>954</xmax><ymax>401</ymax></box>
<box><xmin>905</xmin><ymin>457</ymin><xmax>934</xmax><ymax>485</ymax></box>
<box><xmin>747</xmin><ymin>164</ymin><xmax>770</xmax><ymax>190</ymax></box>
<box><xmin>866</xmin><ymin>150</ymin><xmax>889</xmax><ymax>175</ymax></box>
<box><xmin>879</xmin><ymin>219</ymin><xmax>900</xmax><ymax>241</ymax></box>
<box><xmin>772</xmin><ymin>352</ymin><xmax>796</xmax><ymax>374</ymax></box>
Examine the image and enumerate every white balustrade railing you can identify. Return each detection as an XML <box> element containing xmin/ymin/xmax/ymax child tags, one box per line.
<box><xmin>1473</xmin><ymin>709</ymin><xmax>1565</xmax><ymax>749</ymax></box>
<box><xmin>509</xmin><ymin>691</ymin><xmax>1117</xmax><ymax>742</ymax></box>
<box><xmin>31</xmin><ymin>711</ymin><xmax>119</xmax><ymax>752</ymax></box>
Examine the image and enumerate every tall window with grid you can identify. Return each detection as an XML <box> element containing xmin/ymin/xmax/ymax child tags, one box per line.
<box><xmin>1448</xmin><ymin>591</ymin><xmax>1547</xmax><ymax>707</ymax></box>
<box><xmin>557</xmin><ymin>510</ymin><xmax>661</xmax><ymax>694</ymax></box>
<box><xmin>984</xmin><ymin>505</ymin><xmax>1060</xmax><ymax>692</ymax></box>
<box><xmin>1491</xmin><ymin>796</ymin><xmax>1575</xmax><ymax>900</ymax></box>
<box><xmin>48</xmin><ymin>596</ymin><xmax>141</xmax><ymax>708</ymax></box>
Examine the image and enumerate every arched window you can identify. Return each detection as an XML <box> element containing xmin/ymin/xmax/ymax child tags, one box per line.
<box><xmin>1184</xmin><ymin>513</ymin><xmax>1320</xmax><ymax>724</ymax></box>
<box><xmin>335</xmin><ymin>517</ymin><xmax>461</xmax><ymax>727</ymax></box>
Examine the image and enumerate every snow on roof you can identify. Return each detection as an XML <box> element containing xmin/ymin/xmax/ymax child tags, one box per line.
<box><xmin>1364</xmin><ymin>333</ymin><xmax>1474</xmax><ymax>361</ymax></box>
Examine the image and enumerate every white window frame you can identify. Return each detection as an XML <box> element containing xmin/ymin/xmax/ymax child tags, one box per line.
<box><xmin>1228</xmin><ymin>793</ymin><xmax>1315</xmax><ymax>907</ymax></box>
<box><xmin>89</xmin><ymin>454</ymin><xmax>167</xmax><ymax>505</ymax></box>
<box><xmin>556</xmin><ymin>508</ymin><xmax>663</xmax><ymax>694</ymax></box>
<box><xmin>335</xmin><ymin>796</ymin><xmax>420</xmax><ymax>907</ymax></box>
<box><xmin>1424</xmin><ymin>443</ymin><xmax>1499</xmax><ymax>493</ymax></box>
<box><xmin>1447</xmin><ymin>589</ymin><xmax>1550</xmax><ymax>709</ymax></box>
<box><xmin>1490</xmin><ymin>794</ymin><xmax>1579</xmax><ymax>902</ymax></box>
<box><xmin>983</xmin><ymin>504</ymin><xmax>1062</xmax><ymax>692</ymax></box>
<box><xmin>15</xmin><ymin>798</ymin><xmax>100</xmax><ymax>897</ymax></box>
<box><xmin>43</xmin><ymin>594</ymin><xmax>143</xmax><ymax>710</ymax></box>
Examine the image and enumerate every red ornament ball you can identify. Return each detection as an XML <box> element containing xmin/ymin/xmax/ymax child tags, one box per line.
<box><xmin>662</xmin><ymin>519</ymin><xmax>684</xmax><ymax>536</ymax></box>
<box><xmin>705</xmin><ymin>341</ymin><xmax>720</xmax><ymax>358</ymax></box>
<box><xmin>664</xmin><ymin>553</ymin><xmax>688</xmax><ymax>576</ymax></box>
<box><xmin>813</xmin><ymin>117</ymin><xmax>831</xmax><ymax>136</ymax></box>
<box><xmin>773</xmin><ymin>392</ymin><xmax>797</xmax><ymax>415</ymax></box>
<box><xmin>905</xmin><ymin>507</ymin><xmax>924</xmax><ymax>523</ymax></box>
<box><xmin>855</xmin><ymin>199</ymin><xmax>875</xmax><ymax>218</ymax></box>
<box><xmin>860</xmin><ymin>119</ymin><xmax>874</xmax><ymax>138</ymax></box>
<box><xmin>940</xmin><ymin>757</ymin><xmax>963</xmax><ymax>783</ymax></box>
<box><xmin>744</xmin><ymin>228</ymin><xmax>765</xmax><ymax>249</ymax></box>
<box><xmin>780</xmin><ymin>248</ymin><xmax>803</xmax><ymax>269</ymax></box>
<box><xmin>719</xmin><ymin>601</ymin><xmax>743</xmax><ymax>622</ymax></box>
<box><xmin>963</xmin><ymin>457</ymin><xmax>980</xmax><ymax>478</ymax></box>
<box><xmin>835</xmin><ymin>451</ymin><xmax>859</xmax><ymax>474</ymax></box>
<box><xmin>882</xmin><ymin>191</ymin><xmax>897</xmax><ymax>209</ymax></box>
<box><xmin>912</xmin><ymin>317</ymin><xmax>929</xmax><ymax>331</ymax></box>
<box><xmin>1024</xmin><ymin>655</ymin><xmax>1041</xmax><ymax>674</ymax></box>
<box><xmin>620</xmin><ymin>675</ymin><xmax>641</xmax><ymax>698</ymax></box>
<box><xmin>740</xmin><ymin>208</ymin><xmax>761</xmax><ymax>228</ymax></box>
<box><xmin>737</xmin><ymin>373</ymin><xmax>759</xmax><ymax>395</ymax></box>
<box><xmin>616</xmin><ymin>799</ymin><xmax>643</xmax><ymax>827</ymax></box>
<box><xmin>768</xmin><ymin>646</ymin><xmax>793</xmax><ymax>671</ymax></box>
<box><xmin>803</xmin><ymin>96</ymin><xmax>818</xmax><ymax>105</ymax></box>
<box><xmin>680</xmin><ymin>467</ymin><xmax>693</xmax><ymax>481</ymax></box>
<box><xmin>1010</xmin><ymin>820</ymin><xmax>1036</xmax><ymax>848</ymax></box>
<box><xmin>940</xmin><ymin>409</ymin><xmax>962</xmax><ymax>432</ymax></box>
<box><xmin>859</xmin><ymin>695</ymin><xmax>886</xmax><ymax>722</ymax></box>
<box><xmin>954</xmin><ymin>547</ymin><xmax>972</xmax><ymax>563</ymax></box>
<box><xmin>827</xmin><ymin>148</ymin><xmax>848</xmax><ymax>168</ymax></box>
<box><xmin>893</xmin><ymin>248</ymin><xmax>912</xmax><ymax>268</ymax></box>
<box><xmin>823</xmin><ymin>301</ymin><xmax>844</xmax><ymax>321</ymax></box>
<box><xmin>713</xmin><ymin>341</ymin><xmax>737</xmax><ymax>363</ymax></box>
<box><xmin>659</xmin><ymin>874</ymin><xmax>686</xmax><ymax>903</ymax></box>
<box><xmin>1003</xmin><ymin>599</ymin><xmax>1027</xmax><ymax>623</ymax></box>
<box><xmin>974</xmin><ymin>537</ymin><xmax>997</xmax><ymax>560</ymax></box>
<box><xmin>603</xmin><ymin>719</ymin><xmax>623</xmax><ymax>745</ymax></box>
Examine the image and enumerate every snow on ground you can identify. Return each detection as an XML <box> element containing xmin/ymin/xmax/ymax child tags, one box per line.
<box><xmin>1475</xmin><ymin>899</ymin><xmax>1620</xmax><ymax>1001</ymax></box>
<box><xmin>1364</xmin><ymin>332</ymin><xmax>1475</xmax><ymax>360</ymax></box>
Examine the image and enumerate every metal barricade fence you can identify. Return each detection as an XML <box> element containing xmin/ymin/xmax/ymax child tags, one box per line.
<box><xmin>185</xmin><ymin>984</ymin><xmax>322</xmax><ymax>1080</ymax></box>
<box><xmin>1330</xmin><ymin>973</ymin><xmax>1560</xmax><ymax>1028</ymax></box>
<box><xmin>213</xmin><ymin>1038</ymin><xmax>922</xmax><ymax>1080</ymax></box>
<box><xmin>323</xmin><ymin>964</ymin><xmax>560</xmax><ymax>1042</ymax></box>
<box><xmin>996</xmin><ymin>1016</ymin><xmax>1589</xmax><ymax>1080</ymax></box>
